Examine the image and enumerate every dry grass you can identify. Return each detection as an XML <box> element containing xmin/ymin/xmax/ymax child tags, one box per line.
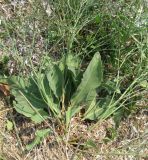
<box><xmin>0</xmin><ymin>99</ymin><xmax>8</xmax><ymax>158</ymax></box>
<box><xmin>0</xmin><ymin>102</ymin><xmax>147</xmax><ymax>160</ymax></box>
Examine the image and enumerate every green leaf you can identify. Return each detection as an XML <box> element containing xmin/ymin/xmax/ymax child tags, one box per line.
<box><xmin>8</xmin><ymin>76</ymin><xmax>27</xmax><ymax>89</ymax></box>
<box><xmin>6</xmin><ymin>120</ymin><xmax>13</xmax><ymax>131</ymax></box>
<box><xmin>95</xmin><ymin>15</ymin><xmax>100</xmax><ymax>23</ymax></box>
<box><xmin>113</xmin><ymin>108</ymin><xmax>124</xmax><ymax>128</ymax></box>
<box><xmin>104</xmin><ymin>80</ymin><xmax>121</xmax><ymax>94</ymax></box>
<box><xmin>46</xmin><ymin>64</ymin><xmax>63</xmax><ymax>99</ymax></box>
<box><xmin>36</xmin><ymin>128</ymin><xmax>51</xmax><ymax>137</ymax></box>
<box><xmin>84</xmin><ymin>97</ymin><xmax>113</xmax><ymax>120</ymax></box>
<box><xmin>0</xmin><ymin>77</ymin><xmax>8</xmax><ymax>84</ymax></box>
<box><xmin>83</xmin><ymin>104</ymin><xmax>104</xmax><ymax>120</ymax></box>
<box><xmin>97</xmin><ymin>104</ymin><xmax>116</xmax><ymax>121</ymax></box>
<box><xmin>66</xmin><ymin>54</ymin><xmax>80</xmax><ymax>77</ymax></box>
<box><xmin>83</xmin><ymin>139</ymin><xmax>97</xmax><ymax>149</ymax></box>
<box><xmin>83</xmin><ymin>97</ymin><xmax>97</xmax><ymax>119</ymax></box>
<box><xmin>30</xmin><ymin>73</ymin><xmax>61</xmax><ymax>117</ymax></box>
<box><xmin>12</xmin><ymin>89</ymin><xmax>48</xmax><ymax>123</ymax></box>
<box><xmin>26</xmin><ymin>136</ymin><xmax>40</xmax><ymax>150</ymax></box>
<box><xmin>64</xmin><ymin>69</ymin><xmax>77</xmax><ymax>104</ymax></box>
<box><xmin>85</xmin><ymin>90</ymin><xmax>97</xmax><ymax>107</ymax></box>
<box><xmin>42</xmin><ymin>75</ymin><xmax>61</xmax><ymax>116</ymax></box>
<box><xmin>66</xmin><ymin>53</ymin><xmax>103</xmax><ymax>126</ymax></box>
<box><xmin>26</xmin><ymin>129</ymin><xmax>51</xmax><ymax>150</ymax></box>
<box><xmin>31</xmin><ymin>110</ymin><xmax>49</xmax><ymax>123</ymax></box>
<box><xmin>71</xmin><ymin>53</ymin><xmax>103</xmax><ymax>106</ymax></box>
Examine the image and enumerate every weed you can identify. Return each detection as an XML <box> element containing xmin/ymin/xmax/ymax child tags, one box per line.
<box><xmin>0</xmin><ymin>0</ymin><xmax>147</xmax><ymax>157</ymax></box>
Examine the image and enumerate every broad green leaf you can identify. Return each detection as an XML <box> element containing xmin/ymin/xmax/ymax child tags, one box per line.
<box><xmin>8</xmin><ymin>76</ymin><xmax>27</xmax><ymax>89</ymax></box>
<box><xmin>84</xmin><ymin>97</ymin><xmax>112</xmax><ymax>120</ymax></box>
<box><xmin>66</xmin><ymin>53</ymin><xmax>103</xmax><ymax>126</ymax></box>
<box><xmin>83</xmin><ymin>97</ymin><xmax>97</xmax><ymax>119</ymax></box>
<box><xmin>94</xmin><ymin>97</ymin><xmax>116</xmax><ymax>121</ymax></box>
<box><xmin>26</xmin><ymin>129</ymin><xmax>51</xmax><ymax>150</ymax></box>
<box><xmin>83</xmin><ymin>105</ymin><xmax>104</xmax><ymax>120</ymax></box>
<box><xmin>31</xmin><ymin>110</ymin><xmax>49</xmax><ymax>123</ymax></box>
<box><xmin>36</xmin><ymin>128</ymin><xmax>51</xmax><ymax>137</ymax></box>
<box><xmin>85</xmin><ymin>90</ymin><xmax>97</xmax><ymax>107</ymax></box>
<box><xmin>71</xmin><ymin>53</ymin><xmax>103</xmax><ymax>106</ymax></box>
<box><xmin>27</xmin><ymin>77</ymin><xmax>44</xmax><ymax>99</ymax></box>
<box><xmin>46</xmin><ymin>64</ymin><xmax>63</xmax><ymax>99</ymax></box>
<box><xmin>31</xmin><ymin>72</ymin><xmax>61</xmax><ymax>117</ymax></box>
<box><xmin>26</xmin><ymin>136</ymin><xmax>40</xmax><ymax>150</ymax></box>
<box><xmin>12</xmin><ymin>89</ymin><xmax>48</xmax><ymax>123</ymax></box>
<box><xmin>64</xmin><ymin>69</ymin><xmax>77</xmax><ymax>104</ymax></box>
<box><xmin>42</xmin><ymin>75</ymin><xmax>61</xmax><ymax>116</ymax></box>
<box><xmin>66</xmin><ymin>54</ymin><xmax>80</xmax><ymax>77</ymax></box>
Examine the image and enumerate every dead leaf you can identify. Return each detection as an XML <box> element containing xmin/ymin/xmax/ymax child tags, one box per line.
<box><xmin>0</xmin><ymin>83</ymin><xmax>10</xmax><ymax>96</ymax></box>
